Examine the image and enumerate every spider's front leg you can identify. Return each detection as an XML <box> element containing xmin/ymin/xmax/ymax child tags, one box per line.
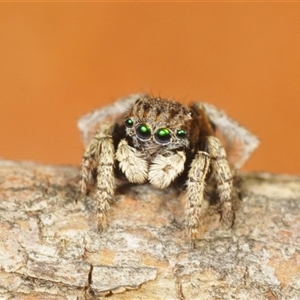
<box><xmin>206</xmin><ymin>136</ymin><xmax>234</xmax><ymax>227</ymax></box>
<box><xmin>186</xmin><ymin>151</ymin><xmax>210</xmax><ymax>245</ymax></box>
<box><xmin>186</xmin><ymin>136</ymin><xmax>234</xmax><ymax>246</ymax></box>
<box><xmin>79</xmin><ymin>123</ymin><xmax>116</xmax><ymax>232</ymax></box>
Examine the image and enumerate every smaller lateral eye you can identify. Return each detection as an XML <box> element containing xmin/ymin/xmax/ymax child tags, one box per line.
<box><xmin>125</xmin><ymin>118</ymin><xmax>134</xmax><ymax>128</ymax></box>
<box><xmin>155</xmin><ymin>128</ymin><xmax>171</xmax><ymax>144</ymax></box>
<box><xmin>176</xmin><ymin>129</ymin><xmax>187</xmax><ymax>139</ymax></box>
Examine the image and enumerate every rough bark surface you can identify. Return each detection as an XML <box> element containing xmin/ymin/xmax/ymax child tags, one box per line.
<box><xmin>0</xmin><ymin>159</ymin><xmax>299</xmax><ymax>299</ymax></box>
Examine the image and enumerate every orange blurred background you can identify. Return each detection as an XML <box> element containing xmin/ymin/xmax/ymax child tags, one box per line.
<box><xmin>0</xmin><ymin>3</ymin><xmax>299</xmax><ymax>174</ymax></box>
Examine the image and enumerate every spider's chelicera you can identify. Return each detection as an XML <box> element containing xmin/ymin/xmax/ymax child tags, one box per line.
<box><xmin>78</xmin><ymin>94</ymin><xmax>259</xmax><ymax>244</ymax></box>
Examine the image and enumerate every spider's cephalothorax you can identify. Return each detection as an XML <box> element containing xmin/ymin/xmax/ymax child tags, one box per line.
<box><xmin>124</xmin><ymin>97</ymin><xmax>192</xmax><ymax>153</ymax></box>
<box><xmin>78</xmin><ymin>94</ymin><xmax>259</xmax><ymax>244</ymax></box>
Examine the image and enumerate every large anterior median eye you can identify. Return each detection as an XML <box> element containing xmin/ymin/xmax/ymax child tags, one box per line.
<box><xmin>136</xmin><ymin>124</ymin><xmax>151</xmax><ymax>139</ymax></box>
<box><xmin>155</xmin><ymin>128</ymin><xmax>171</xmax><ymax>144</ymax></box>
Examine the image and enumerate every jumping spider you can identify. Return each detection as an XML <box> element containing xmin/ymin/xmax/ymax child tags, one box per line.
<box><xmin>78</xmin><ymin>94</ymin><xmax>259</xmax><ymax>243</ymax></box>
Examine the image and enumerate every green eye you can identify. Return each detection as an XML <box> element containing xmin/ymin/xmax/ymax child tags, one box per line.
<box><xmin>155</xmin><ymin>128</ymin><xmax>171</xmax><ymax>144</ymax></box>
<box><xmin>125</xmin><ymin>118</ymin><xmax>134</xmax><ymax>128</ymax></box>
<box><xmin>176</xmin><ymin>129</ymin><xmax>187</xmax><ymax>139</ymax></box>
<box><xmin>136</xmin><ymin>124</ymin><xmax>151</xmax><ymax>139</ymax></box>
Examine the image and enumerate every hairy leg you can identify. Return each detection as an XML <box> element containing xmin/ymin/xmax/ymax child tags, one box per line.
<box><xmin>186</xmin><ymin>151</ymin><xmax>210</xmax><ymax>246</ymax></box>
<box><xmin>206</xmin><ymin>136</ymin><xmax>234</xmax><ymax>227</ymax></box>
<box><xmin>79</xmin><ymin>123</ymin><xmax>116</xmax><ymax>231</ymax></box>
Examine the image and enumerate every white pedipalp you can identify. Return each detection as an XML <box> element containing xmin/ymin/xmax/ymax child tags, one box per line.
<box><xmin>115</xmin><ymin>139</ymin><xmax>149</xmax><ymax>184</ymax></box>
<box><xmin>148</xmin><ymin>151</ymin><xmax>186</xmax><ymax>189</ymax></box>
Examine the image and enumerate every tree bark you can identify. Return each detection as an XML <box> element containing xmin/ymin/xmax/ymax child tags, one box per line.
<box><xmin>0</xmin><ymin>159</ymin><xmax>299</xmax><ymax>299</ymax></box>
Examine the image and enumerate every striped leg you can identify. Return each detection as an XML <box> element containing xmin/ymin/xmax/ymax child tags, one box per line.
<box><xmin>79</xmin><ymin>123</ymin><xmax>115</xmax><ymax>231</ymax></box>
<box><xmin>206</xmin><ymin>136</ymin><xmax>234</xmax><ymax>227</ymax></box>
<box><xmin>186</xmin><ymin>151</ymin><xmax>210</xmax><ymax>246</ymax></box>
